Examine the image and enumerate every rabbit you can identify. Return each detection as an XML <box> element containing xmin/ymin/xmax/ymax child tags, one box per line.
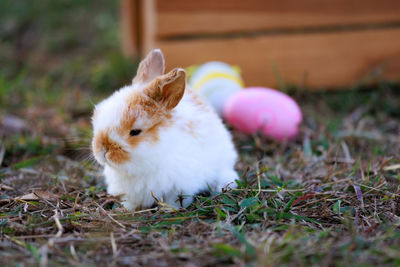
<box><xmin>91</xmin><ymin>49</ymin><xmax>239</xmax><ymax>211</ymax></box>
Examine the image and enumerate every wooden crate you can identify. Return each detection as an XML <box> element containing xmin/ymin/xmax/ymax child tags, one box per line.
<box><xmin>121</xmin><ymin>0</ymin><xmax>400</xmax><ymax>89</ymax></box>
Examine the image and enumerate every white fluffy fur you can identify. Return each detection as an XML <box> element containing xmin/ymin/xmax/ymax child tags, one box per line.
<box><xmin>92</xmin><ymin>50</ymin><xmax>238</xmax><ymax>210</ymax></box>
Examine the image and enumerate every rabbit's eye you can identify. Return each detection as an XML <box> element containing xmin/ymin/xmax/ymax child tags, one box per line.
<box><xmin>129</xmin><ymin>129</ymin><xmax>142</xmax><ymax>136</ymax></box>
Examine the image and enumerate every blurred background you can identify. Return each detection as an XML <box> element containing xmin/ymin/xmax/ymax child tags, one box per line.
<box><xmin>0</xmin><ymin>0</ymin><xmax>137</xmax><ymax>164</ymax></box>
<box><xmin>0</xmin><ymin>0</ymin><xmax>399</xmax><ymax>166</ymax></box>
<box><xmin>122</xmin><ymin>0</ymin><xmax>400</xmax><ymax>88</ymax></box>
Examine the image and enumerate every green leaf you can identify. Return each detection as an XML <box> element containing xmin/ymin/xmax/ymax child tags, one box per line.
<box><xmin>25</xmin><ymin>243</ymin><xmax>40</xmax><ymax>261</ymax></box>
<box><xmin>303</xmin><ymin>138</ymin><xmax>312</xmax><ymax>157</ymax></box>
<box><xmin>224</xmin><ymin>206</ymin><xmax>238</xmax><ymax>212</ymax></box>
<box><xmin>321</xmin><ymin>135</ymin><xmax>329</xmax><ymax>151</ymax></box>
<box><xmin>139</xmin><ymin>226</ymin><xmax>152</xmax><ymax>233</ymax></box>
<box><xmin>153</xmin><ymin>219</ymin><xmax>185</xmax><ymax>228</ymax></box>
<box><xmin>195</xmin><ymin>203</ymin><xmax>210</xmax><ymax>212</ymax></box>
<box><xmin>0</xmin><ymin>219</ymin><xmax>7</xmax><ymax>227</ymax></box>
<box><xmin>213</xmin><ymin>243</ymin><xmax>241</xmax><ymax>258</ymax></box>
<box><xmin>246</xmin><ymin>213</ymin><xmax>263</xmax><ymax>222</ymax></box>
<box><xmin>220</xmin><ymin>195</ymin><xmax>237</xmax><ymax>206</ymax></box>
<box><xmin>12</xmin><ymin>156</ymin><xmax>42</xmax><ymax>170</ymax></box>
<box><xmin>280</xmin><ymin>213</ymin><xmax>319</xmax><ymax>223</ymax></box>
<box><xmin>283</xmin><ymin>195</ymin><xmax>297</xmax><ymax>213</ymax></box>
<box><xmin>352</xmin><ymin>159</ymin><xmax>360</xmax><ymax>175</ymax></box>
<box><xmin>215</xmin><ymin>207</ymin><xmax>227</xmax><ymax>220</ymax></box>
<box><xmin>268</xmin><ymin>175</ymin><xmax>283</xmax><ymax>187</ymax></box>
<box><xmin>239</xmin><ymin>197</ymin><xmax>259</xmax><ymax>208</ymax></box>
<box><xmin>333</xmin><ymin>200</ymin><xmax>342</xmax><ymax>215</ymax></box>
<box><xmin>232</xmin><ymin>227</ymin><xmax>256</xmax><ymax>257</ymax></box>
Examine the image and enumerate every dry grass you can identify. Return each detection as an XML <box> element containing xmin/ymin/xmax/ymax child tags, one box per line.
<box><xmin>1</xmin><ymin>96</ymin><xmax>400</xmax><ymax>266</ymax></box>
<box><xmin>1</xmin><ymin>1</ymin><xmax>400</xmax><ymax>266</ymax></box>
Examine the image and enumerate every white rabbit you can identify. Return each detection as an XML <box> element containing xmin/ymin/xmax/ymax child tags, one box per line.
<box><xmin>91</xmin><ymin>49</ymin><xmax>238</xmax><ymax>210</ymax></box>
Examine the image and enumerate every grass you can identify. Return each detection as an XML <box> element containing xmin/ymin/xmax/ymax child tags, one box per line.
<box><xmin>1</xmin><ymin>1</ymin><xmax>400</xmax><ymax>266</ymax></box>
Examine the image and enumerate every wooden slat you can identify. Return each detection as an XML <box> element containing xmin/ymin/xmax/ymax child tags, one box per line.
<box><xmin>157</xmin><ymin>0</ymin><xmax>400</xmax><ymax>13</ymax></box>
<box><xmin>158</xmin><ymin>13</ymin><xmax>400</xmax><ymax>37</ymax></box>
<box><xmin>153</xmin><ymin>28</ymin><xmax>400</xmax><ymax>89</ymax></box>
<box><xmin>120</xmin><ymin>0</ymin><xmax>157</xmax><ymax>57</ymax></box>
<box><xmin>120</xmin><ymin>0</ymin><xmax>140</xmax><ymax>57</ymax></box>
<box><xmin>141</xmin><ymin>0</ymin><xmax>157</xmax><ymax>55</ymax></box>
<box><xmin>156</xmin><ymin>0</ymin><xmax>400</xmax><ymax>37</ymax></box>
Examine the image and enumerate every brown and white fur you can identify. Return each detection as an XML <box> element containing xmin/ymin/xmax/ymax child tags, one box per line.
<box><xmin>91</xmin><ymin>49</ymin><xmax>238</xmax><ymax>210</ymax></box>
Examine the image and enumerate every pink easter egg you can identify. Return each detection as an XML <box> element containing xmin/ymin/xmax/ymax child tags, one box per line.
<box><xmin>223</xmin><ymin>87</ymin><xmax>302</xmax><ymax>140</ymax></box>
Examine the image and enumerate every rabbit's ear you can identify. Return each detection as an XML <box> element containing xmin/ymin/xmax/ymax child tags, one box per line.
<box><xmin>145</xmin><ymin>68</ymin><xmax>186</xmax><ymax>110</ymax></box>
<box><xmin>133</xmin><ymin>49</ymin><xmax>165</xmax><ymax>84</ymax></box>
